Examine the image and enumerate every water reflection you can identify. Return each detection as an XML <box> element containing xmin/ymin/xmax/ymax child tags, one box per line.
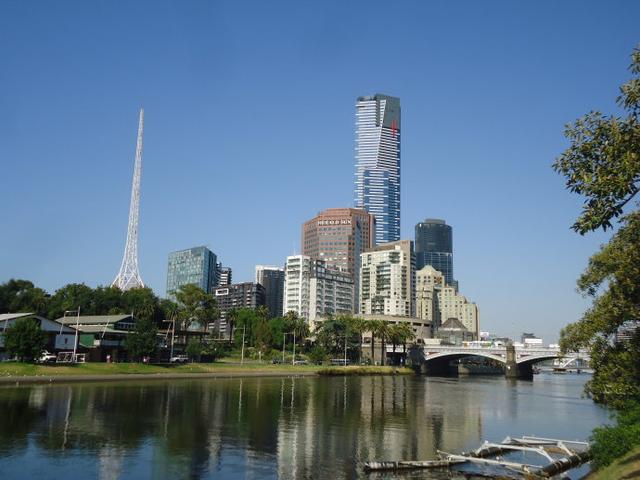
<box><xmin>0</xmin><ymin>375</ymin><xmax>606</xmax><ymax>479</ymax></box>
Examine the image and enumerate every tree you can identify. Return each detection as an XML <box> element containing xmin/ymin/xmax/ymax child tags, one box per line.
<box><xmin>3</xmin><ymin>317</ymin><xmax>46</xmax><ymax>362</ymax></box>
<box><xmin>125</xmin><ymin>317</ymin><xmax>159</xmax><ymax>362</ymax></box>
<box><xmin>283</xmin><ymin>311</ymin><xmax>309</xmax><ymax>347</ymax></box>
<box><xmin>174</xmin><ymin>284</ymin><xmax>218</xmax><ymax>332</ymax></box>
<box><xmin>553</xmin><ymin>46</ymin><xmax>640</xmax><ymax>234</ymax></box>
<box><xmin>0</xmin><ymin>279</ymin><xmax>50</xmax><ymax>317</ymax></box>
<box><xmin>554</xmin><ymin>45</ymin><xmax>640</xmax><ymax>469</ymax></box>
<box><xmin>371</xmin><ymin>320</ymin><xmax>390</xmax><ymax>365</ymax></box>
<box><xmin>185</xmin><ymin>338</ymin><xmax>203</xmax><ymax>362</ymax></box>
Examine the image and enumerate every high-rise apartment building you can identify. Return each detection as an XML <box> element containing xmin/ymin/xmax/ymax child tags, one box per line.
<box><xmin>354</xmin><ymin>94</ymin><xmax>401</xmax><ymax>244</ymax></box>
<box><xmin>213</xmin><ymin>282</ymin><xmax>266</xmax><ymax>339</ymax></box>
<box><xmin>255</xmin><ymin>265</ymin><xmax>285</xmax><ymax>319</ymax></box>
<box><xmin>283</xmin><ymin>255</ymin><xmax>353</xmax><ymax>322</ymax></box>
<box><xmin>166</xmin><ymin>246</ymin><xmax>218</xmax><ymax>297</ymax></box>
<box><xmin>359</xmin><ymin>240</ymin><xmax>414</xmax><ymax>317</ymax></box>
<box><xmin>217</xmin><ymin>265</ymin><xmax>232</xmax><ymax>286</ymax></box>
<box><xmin>302</xmin><ymin>208</ymin><xmax>375</xmax><ymax>312</ymax></box>
<box><xmin>415</xmin><ymin>219</ymin><xmax>456</xmax><ymax>288</ymax></box>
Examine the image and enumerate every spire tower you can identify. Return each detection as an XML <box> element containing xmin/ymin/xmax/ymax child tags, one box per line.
<box><xmin>112</xmin><ymin>108</ymin><xmax>145</xmax><ymax>291</ymax></box>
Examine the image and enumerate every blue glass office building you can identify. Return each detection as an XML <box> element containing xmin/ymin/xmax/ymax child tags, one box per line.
<box><xmin>166</xmin><ymin>246</ymin><xmax>218</xmax><ymax>297</ymax></box>
<box><xmin>354</xmin><ymin>94</ymin><xmax>401</xmax><ymax>244</ymax></box>
<box><xmin>415</xmin><ymin>219</ymin><xmax>456</xmax><ymax>288</ymax></box>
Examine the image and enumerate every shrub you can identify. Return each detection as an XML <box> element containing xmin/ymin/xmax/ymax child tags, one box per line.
<box><xmin>590</xmin><ymin>402</ymin><xmax>640</xmax><ymax>470</ymax></box>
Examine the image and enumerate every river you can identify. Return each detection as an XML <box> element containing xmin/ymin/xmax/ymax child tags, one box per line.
<box><xmin>0</xmin><ymin>373</ymin><xmax>608</xmax><ymax>479</ymax></box>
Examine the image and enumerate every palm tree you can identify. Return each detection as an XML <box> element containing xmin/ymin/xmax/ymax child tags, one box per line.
<box><xmin>367</xmin><ymin>320</ymin><xmax>379</xmax><ymax>364</ymax></box>
<box><xmin>349</xmin><ymin>317</ymin><xmax>368</xmax><ymax>365</ymax></box>
<box><xmin>371</xmin><ymin>320</ymin><xmax>390</xmax><ymax>366</ymax></box>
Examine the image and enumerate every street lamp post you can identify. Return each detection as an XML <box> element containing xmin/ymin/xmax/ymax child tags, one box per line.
<box><xmin>240</xmin><ymin>325</ymin><xmax>246</xmax><ymax>365</ymax></box>
<box><xmin>64</xmin><ymin>308</ymin><xmax>81</xmax><ymax>363</ymax></box>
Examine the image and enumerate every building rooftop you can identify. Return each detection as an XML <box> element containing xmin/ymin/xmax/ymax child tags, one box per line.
<box><xmin>56</xmin><ymin>314</ymin><xmax>134</xmax><ymax>325</ymax></box>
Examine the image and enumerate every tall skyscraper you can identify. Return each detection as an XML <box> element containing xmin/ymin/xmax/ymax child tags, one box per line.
<box><xmin>415</xmin><ymin>219</ymin><xmax>456</xmax><ymax>288</ymax></box>
<box><xmin>255</xmin><ymin>265</ymin><xmax>285</xmax><ymax>318</ymax></box>
<box><xmin>354</xmin><ymin>94</ymin><xmax>401</xmax><ymax>244</ymax></box>
<box><xmin>112</xmin><ymin>108</ymin><xmax>145</xmax><ymax>291</ymax></box>
<box><xmin>166</xmin><ymin>246</ymin><xmax>218</xmax><ymax>297</ymax></box>
<box><xmin>301</xmin><ymin>208</ymin><xmax>375</xmax><ymax>312</ymax></box>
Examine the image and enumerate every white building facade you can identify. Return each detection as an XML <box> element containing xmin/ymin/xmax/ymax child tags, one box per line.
<box><xmin>283</xmin><ymin>255</ymin><xmax>353</xmax><ymax>322</ymax></box>
<box><xmin>359</xmin><ymin>240</ymin><xmax>414</xmax><ymax>317</ymax></box>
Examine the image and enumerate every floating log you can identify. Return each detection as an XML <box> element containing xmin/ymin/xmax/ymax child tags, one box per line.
<box><xmin>536</xmin><ymin>450</ymin><xmax>591</xmax><ymax>478</ymax></box>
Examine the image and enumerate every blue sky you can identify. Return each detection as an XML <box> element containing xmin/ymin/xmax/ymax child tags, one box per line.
<box><xmin>1</xmin><ymin>1</ymin><xmax>638</xmax><ymax>341</ymax></box>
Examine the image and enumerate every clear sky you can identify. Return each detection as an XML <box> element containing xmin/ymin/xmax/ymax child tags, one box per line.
<box><xmin>1</xmin><ymin>1</ymin><xmax>638</xmax><ymax>341</ymax></box>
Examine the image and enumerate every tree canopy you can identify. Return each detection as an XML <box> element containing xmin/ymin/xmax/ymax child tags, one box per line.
<box><xmin>556</xmin><ymin>45</ymin><xmax>640</xmax><ymax>410</ymax></box>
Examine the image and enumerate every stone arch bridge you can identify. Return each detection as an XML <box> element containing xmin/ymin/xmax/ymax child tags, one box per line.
<box><xmin>409</xmin><ymin>345</ymin><xmax>589</xmax><ymax>379</ymax></box>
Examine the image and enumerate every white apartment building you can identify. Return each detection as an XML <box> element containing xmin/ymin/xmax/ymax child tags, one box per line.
<box><xmin>283</xmin><ymin>255</ymin><xmax>353</xmax><ymax>322</ymax></box>
<box><xmin>359</xmin><ymin>240</ymin><xmax>414</xmax><ymax>317</ymax></box>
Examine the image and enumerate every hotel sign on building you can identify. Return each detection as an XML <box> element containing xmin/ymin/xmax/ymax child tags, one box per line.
<box><xmin>317</xmin><ymin>219</ymin><xmax>352</xmax><ymax>226</ymax></box>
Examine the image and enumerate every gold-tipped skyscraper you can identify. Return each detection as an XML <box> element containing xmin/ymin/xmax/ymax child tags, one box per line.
<box><xmin>112</xmin><ymin>108</ymin><xmax>145</xmax><ymax>291</ymax></box>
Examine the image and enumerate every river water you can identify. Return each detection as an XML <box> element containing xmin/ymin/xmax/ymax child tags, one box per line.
<box><xmin>0</xmin><ymin>373</ymin><xmax>608</xmax><ymax>479</ymax></box>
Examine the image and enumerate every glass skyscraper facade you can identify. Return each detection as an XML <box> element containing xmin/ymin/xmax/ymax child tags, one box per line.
<box><xmin>415</xmin><ymin>219</ymin><xmax>456</xmax><ymax>288</ymax></box>
<box><xmin>354</xmin><ymin>94</ymin><xmax>401</xmax><ymax>244</ymax></box>
<box><xmin>166</xmin><ymin>246</ymin><xmax>218</xmax><ymax>297</ymax></box>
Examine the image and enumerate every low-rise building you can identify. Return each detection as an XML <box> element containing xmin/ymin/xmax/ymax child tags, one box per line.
<box><xmin>56</xmin><ymin>314</ymin><xmax>137</xmax><ymax>362</ymax></box>
<box><xmin>0</xmin><ymin>313</ymin><xmax>77</xmax><ymax>360</ymax></box>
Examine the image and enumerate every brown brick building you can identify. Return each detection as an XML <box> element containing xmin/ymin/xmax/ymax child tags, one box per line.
<box><xmin>302</xmin><ymin>208</ymin><xmax>375</xmax><ymax>312</ymax></box>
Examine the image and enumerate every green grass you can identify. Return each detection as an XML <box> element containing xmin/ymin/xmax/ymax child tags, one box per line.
<box><xmin>0</xmin><ymin>361</ymin><xmax>322</xmax><ymax>377</ymax></box>
<box><xmin>317</xmin><ymin>366</ymin><xmax>414</xmax><ymax>376</ymax></box>
<box><xmin>586</xmin><ymin>445</ymin><xmax>640</xmax><ymax>479</ymax></box>
<box><xmin>0</xmin><ymin>362</ymin><xmax>413</xmax><ymax>378</ymax></box>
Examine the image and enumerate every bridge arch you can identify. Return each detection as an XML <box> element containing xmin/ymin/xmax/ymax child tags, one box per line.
<box><xmin>423</xmin><ymin>351</ymin><xmax>507</xmax><ymax>365</ymax></box>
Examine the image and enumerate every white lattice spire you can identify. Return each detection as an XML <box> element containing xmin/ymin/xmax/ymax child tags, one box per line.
<box><xmin>112</xmin><ymin>108</ymin><xmax>145</xmax><ymax>291</ymax></box>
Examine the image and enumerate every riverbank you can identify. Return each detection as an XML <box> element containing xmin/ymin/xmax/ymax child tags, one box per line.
<box><xmin>585</xmin><ymin>445</ymin><xmax>640</xmax><ymax>479</ymax></box>
<box><xmin>0</xmin><ymin>362</ymin><xmax>412</xmax><ymax>385</ymax></box>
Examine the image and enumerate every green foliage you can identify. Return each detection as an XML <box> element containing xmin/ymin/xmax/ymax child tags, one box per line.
<box><xmin>125</xmin><ymin>317</ymin><xmax>159</xmax><ymax>361</ymax></box>
<box><xmin>553</xmin><ymin>45</ymin><xmax>640</xmax><ymax>234</ymax></box>
<box><xmin>185</xmin><ymin>338</ymin><xmax>203</xmax><ymax>361</ymax></box>
<box><xmin>3</xmin><ymin>317</ymin><xmax>46</xmax><ymax>362</ymax></box>
<box><xmin>556</xmin><ymin>46</ymin><xmax>640</xmax><ymax>410</ymax></box>
<box><xmin>560</xmin><ymin>212</ymin><xmax>640</xmax><ymax>408</ymax></box>
<box><xmin>174</xmin><ymin>284</ymin><xmax>218</xmax><ymax>331</ymax></box>
<box><xmin>315</xmin><ymin>316</ymin><xmax>360</xmax><ymax>360</ymax></box>
<box><xmin>590</xmin><ymin>402</ymin><xmax>640</xmax><ymax>470</ymax></box>
<box><xmin>307</xmin><ymin>344</ymin><xmax>328</xmax><ymax>364</ymax></box>
<box><xmin>0</xmin><ymin>279</ymin><xmax>49</xmax><ymax>316</ymax></box>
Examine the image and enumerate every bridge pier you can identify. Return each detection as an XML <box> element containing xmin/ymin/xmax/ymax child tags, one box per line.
<box><xmin>505</xmin><ymin>345</ymin><xmax>533</xmax><ymax>380</ymax></box>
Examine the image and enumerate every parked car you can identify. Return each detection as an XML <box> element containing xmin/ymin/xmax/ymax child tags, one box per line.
<box><xmin>170</xmin><ymin>355</ymin><xmax>189</xmax><ymax>364</ymax></box>
<box><xmin>293</xmin><ymin>360</ymin><xmax>308</xmax><ymax>365</ymax></box>
<box><xmin>38</xmin><ymin>351</ymin><xmax>57</xmax><ymax>364</ymax></box>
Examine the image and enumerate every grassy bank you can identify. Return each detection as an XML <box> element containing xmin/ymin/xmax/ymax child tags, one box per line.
<box><xmin>318</xmin><ymin>366</ymin><xmax>414</xmax><ymax>376</ymax></box>
<box><xmin>0</xmin><ymin>361</ymin><xmax>321</xmax><ymax>378</ymax></box>
<box><xmin>586</xmin><ymin>445</ymin><xmax>640</xmax><ymax>479</ymax></box>
<box><xmin>0</xmin><ymin>362</ymin><xmax>410</xmax><ymax>380</ymax></box>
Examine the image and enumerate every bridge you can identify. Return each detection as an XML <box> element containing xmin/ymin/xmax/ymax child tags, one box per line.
<box><xmin>409</xmin><ymin>344</ymin><xmax>589</xmax><ymax>379</ymax></box>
